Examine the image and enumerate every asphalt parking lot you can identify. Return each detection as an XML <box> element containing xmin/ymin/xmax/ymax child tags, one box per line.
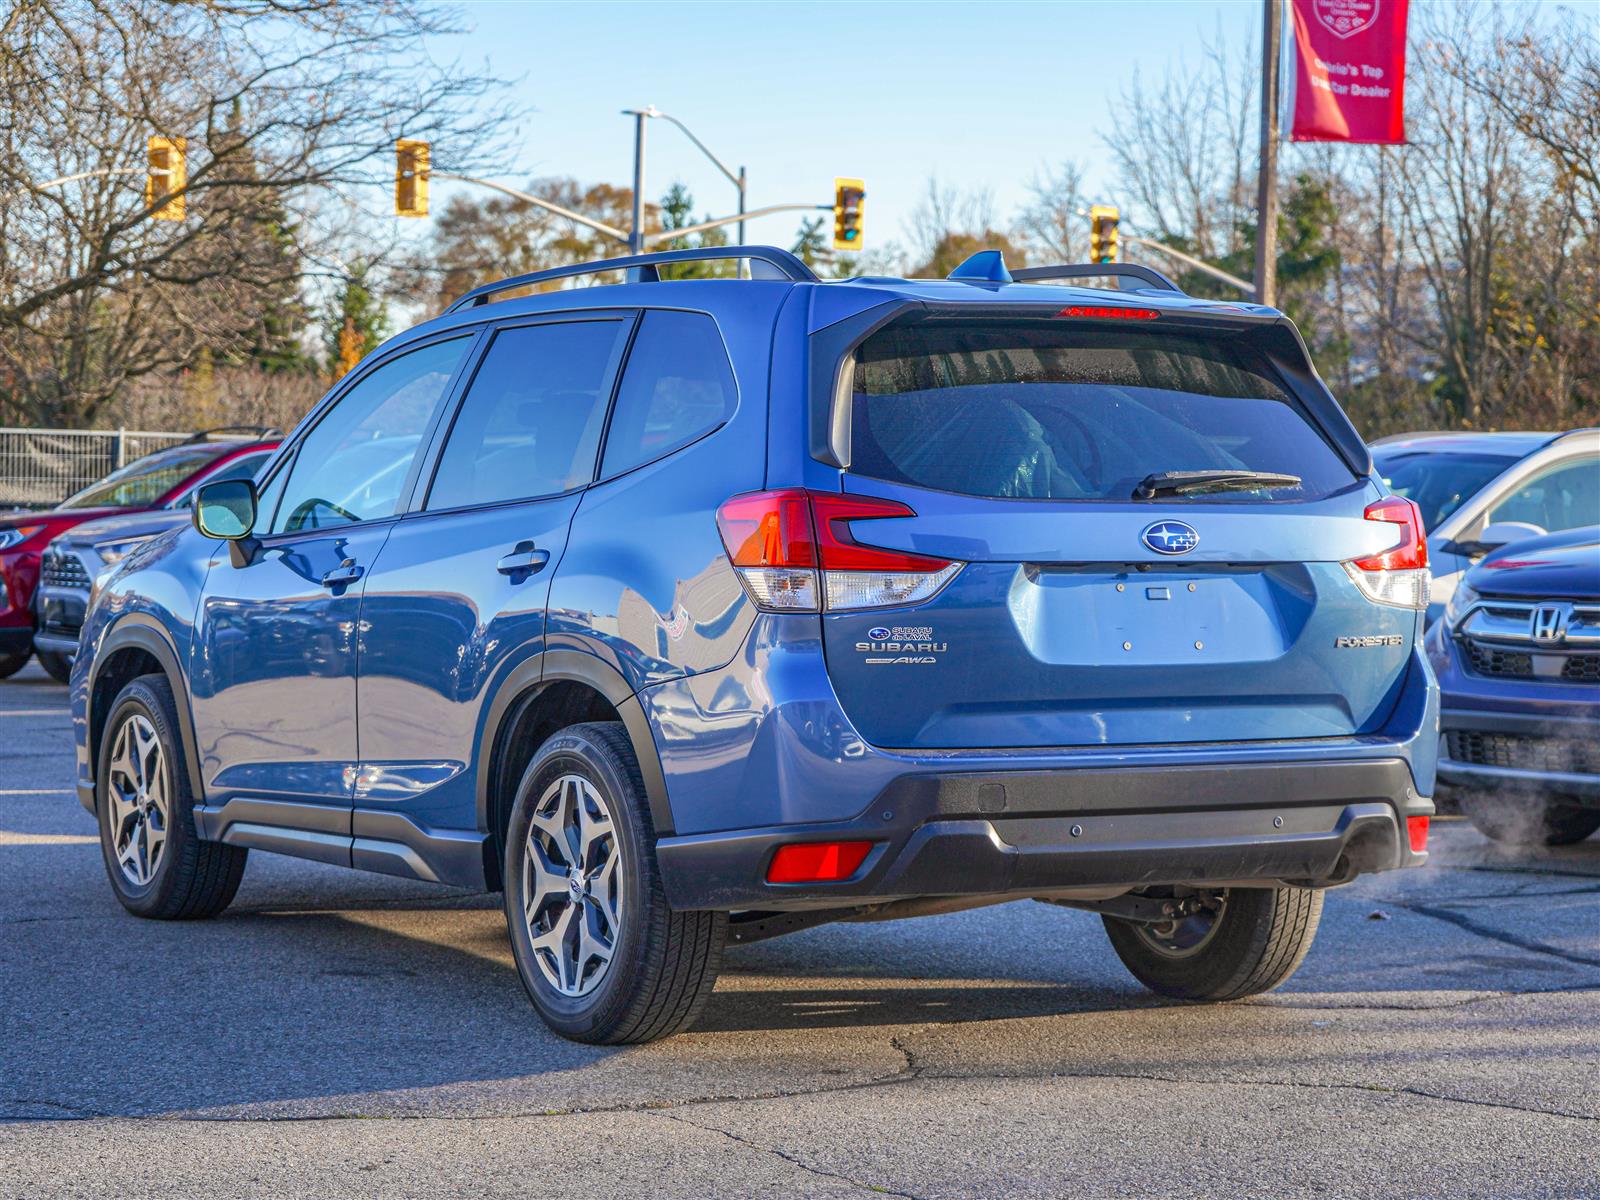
<box><xmin>1</xmin><ymin>659</ymin><xmax>1596</xmax><ymax>1199</ymax></box>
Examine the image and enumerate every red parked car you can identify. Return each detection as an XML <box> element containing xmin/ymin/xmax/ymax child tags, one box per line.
<box><xmin>0</xmin><ymin>429</ymin><xmax>279</xmax><ymax>681</ymax></box>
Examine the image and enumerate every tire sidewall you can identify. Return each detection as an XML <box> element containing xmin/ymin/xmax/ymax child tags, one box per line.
<box><xmin>97</xmin><ymin>678</ymin><xmax>195</xmax><ymax>916</ymax></box>
<box><xmin>503</xmin><ymin>726</ymin><xmax>657</xmax><ymax>1041</ymax></box>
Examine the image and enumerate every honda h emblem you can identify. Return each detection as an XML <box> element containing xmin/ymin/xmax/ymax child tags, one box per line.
<box><xmin>1531</xmin><ymin>605</ymin><xmax>1567</xmax><ymax>642</ymax></box>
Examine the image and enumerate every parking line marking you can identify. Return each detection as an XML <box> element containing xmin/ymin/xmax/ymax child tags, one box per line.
<box><xmin>0</xmin><ymin>830</ymin><xmax>97</xmax><ymax>846</ymax></box>
<box><xmin>0</xmin><ymin>789</ymin><xmax>74</xmax><ymax>796</ymax></box>
<box><xmin>0</xmin><ymin>710</ymin><xmax>65</xmax><ymax>717</ymax></box>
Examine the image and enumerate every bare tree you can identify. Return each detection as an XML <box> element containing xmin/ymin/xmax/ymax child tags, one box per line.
<box><xmin>1013</xmin><ymin>160</ymin><xmax>1087</xmax><ymax>263</ymax></box>
<box><xmin>0</xmin><ymin>0</ymin><xmax>514</xmax><ymax>425</ymax></box>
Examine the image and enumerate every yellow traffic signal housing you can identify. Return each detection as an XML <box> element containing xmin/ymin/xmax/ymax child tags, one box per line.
<box><xmin>395</xmin><ymin>139</ymin><xmax>430</xmax><ymax>218</ymax></box>
<box><xmin>146</xmin><ymin>135</ymin><xmax>186</xmax><ymax>221</ymax></box>
<box><xmin>1089</xmin><ymin>204</ymin><xmax>1120</xmax><ymax>264</ymax></box>
<box><xmin>833</xmin><ymin>178</ymin><xmax>865</xmax><ymax>250</ymax></box>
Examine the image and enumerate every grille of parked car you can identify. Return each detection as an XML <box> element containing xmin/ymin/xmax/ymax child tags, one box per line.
<box><xmin>40</xmin><ymin>549</ymin><xmax>91</xmax><ymax>591</ymax></box>
<box><xmin>1445</xmin><ymin>730</ymin><xmax>1600</xmax><ymax>777</ymax></box>
<box><xmin>1461</xmin><ymin>638</ymin><xmax>1600</xmax><ymax>684</ymax></box>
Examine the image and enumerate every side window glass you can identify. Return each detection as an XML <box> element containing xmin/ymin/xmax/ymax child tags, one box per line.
<box><xmin>1489</xmin><ymin>459</ymin><xmax>1600</xmax><ymax>534</ymax></box>
<box><xmin>601</xmin><ymin>311</ymin><xmax>737</xmax><ymax>478</ymax></box>
<box><xmin>271</xmin><ymin>338</ymin><xmax>468</xmax><ymax>534</ymax></box>
<box><xmin>427</xmin><ymin>320</ymin><xmax>627</xmax><ymax>510</ymax></box>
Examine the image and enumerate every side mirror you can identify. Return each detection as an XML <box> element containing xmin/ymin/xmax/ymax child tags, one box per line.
<box><xmin>192</xmin><ymin>479</ymin><xmax>259</xmax><ymax>566</ymax></box>
<box><xmin>1467</xmin><ymin>520</ymin><xmax>1547</xmax><ymax>557</ymax></box>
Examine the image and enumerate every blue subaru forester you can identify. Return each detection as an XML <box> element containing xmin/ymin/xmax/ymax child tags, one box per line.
<box><xmin>70</xmin><ymin>247</ymin><xmax>1439</xmax><ymax>1043</ymax></box>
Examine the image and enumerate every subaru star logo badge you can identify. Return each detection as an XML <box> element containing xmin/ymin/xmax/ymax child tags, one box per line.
<box><xmin>867</xmin><ymin>626</ymin><xmax>891</xmax><ymax>640</ymax></box>
<box><xmin>1141</xmin><ymin>520</ymin><xmax>1199</xmax><ymax>555</ymax></box>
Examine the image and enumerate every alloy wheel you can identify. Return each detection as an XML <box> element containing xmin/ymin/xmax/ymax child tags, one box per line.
<box><xmin>521</xmin><ymin>773</ymin><xmax>623</xmax><ymax>997</ymax></box>
<box><xmin>106</xmin><ymin>713</ymin><xmax>169</xmax><ymax>888</ymax></box>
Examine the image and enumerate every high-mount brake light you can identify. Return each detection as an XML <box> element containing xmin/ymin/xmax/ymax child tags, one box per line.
<box><xmin>716</xmin><ymin>489</ymin><xmax>963</xmax><ymax>613</ymax></box>
<box><xmin>1342</xmin><ymin>496</ymin><xmax>1430</xmax><ymax>610</ymax></box>
<box><xmin>1056</xmin><ymin>305</ymin><xmax>1161</xmax><ymax>320</ymax></box>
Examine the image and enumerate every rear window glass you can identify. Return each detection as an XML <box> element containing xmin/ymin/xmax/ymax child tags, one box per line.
<box><xmin>848</xmin><ymin>322</ymin><xmax>1355</xmax><ymax>502</ymax></box>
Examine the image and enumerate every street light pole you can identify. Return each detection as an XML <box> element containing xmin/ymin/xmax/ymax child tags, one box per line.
<box><xmin>1254</xmin><ymin>0</ymin><xmax>1283</xmax><ymax>307</ymax></box>
<box><xmin>737</xmin><ymin>165</ymin><xmax>747</xmax><ymax>245</ymax></box>
<box><xmin>625</xmin><ymin>108</ymin><xmax>650</xmax><ymax>254</ymax></box>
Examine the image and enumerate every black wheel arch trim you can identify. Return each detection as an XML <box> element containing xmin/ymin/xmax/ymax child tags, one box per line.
<box><xmin>88</xmin><ymin>616</ymin><xmax>206</xmax><ymax>807</ymax></box>
<box><xmin>475</xmin><ymin>648</ymin><xmax>675</xmax><ymax>845</ymax></box>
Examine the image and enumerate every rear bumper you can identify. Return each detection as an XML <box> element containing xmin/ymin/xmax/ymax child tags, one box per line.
<box><xmin>658</xmin><ymin>759</ymin><xmax>1432</xmax><ymax>911</ymax></box>
<box><xmin>30</xmin><ymin>629</ymin><xmax>79</xmax><ymax>658</ymax></box>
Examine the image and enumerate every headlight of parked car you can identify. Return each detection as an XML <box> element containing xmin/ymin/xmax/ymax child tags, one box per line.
<box><xmin>0</xmin><ymin>525</ymin><xmax>44</xmax><ymax>551</ymax></box>
<box><xmin>1445</xmin><ymin>581</ymin><xmax>1479</xmax><ymax>629</ymax></box>
<box><xmin>96</xmin><ymin>535</ymin><xmax>156</xmax><ymax>566</ymax></box>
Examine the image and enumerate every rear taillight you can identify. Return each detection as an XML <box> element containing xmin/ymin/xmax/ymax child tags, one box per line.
<box><xmin>1342</xmin><ymin>496</ymin><xmax>1429</xmax><ymax>610</ymax></box>
<box><xmin>716</xmin><ymin>489</ymin><xmax>962</xmax><ymax>613</ymax></box>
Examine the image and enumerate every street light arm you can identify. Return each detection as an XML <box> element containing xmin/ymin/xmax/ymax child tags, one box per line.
<box><xmin>431</xmin><ymin>172</ymin><xmax>630</xmax><ymax>245</ymax></box>
<box><xmin>4</xmin><ymin>167</ymin><xmax>144</xmax><ymax>201</ymax></box>
<box><xmin>642</xmin><ymin>203</ymin><xmax>830</xmax><ymax>247</ymax></box>
<box><xmin>653</xmin><ymin>112</ymin><xmax>743</xmax><ymax>192</ymax></box>
<box><xmin>1121</xmin><ymin>235</ymin><xmax>1254</xmax><ymax>295</ymax></box>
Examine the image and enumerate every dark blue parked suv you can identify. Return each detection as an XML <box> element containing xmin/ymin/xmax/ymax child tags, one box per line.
<box><xmin>70</xmin><ymin>247</ymin><xmax>1439</xmax><ymax>1043</ymax></box>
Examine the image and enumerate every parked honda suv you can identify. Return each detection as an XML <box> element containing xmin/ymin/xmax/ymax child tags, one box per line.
<box><xmin>71</xmin><ymin>248</ymin><xmax>1438</xmax><ymax>1044</ymax></box>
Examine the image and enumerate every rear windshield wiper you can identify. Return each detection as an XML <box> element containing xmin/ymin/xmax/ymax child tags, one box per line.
<box><xmin>1133</xmin><ymin>470</ymin><xmax>1303</xmax><ymax>500</ymax></box>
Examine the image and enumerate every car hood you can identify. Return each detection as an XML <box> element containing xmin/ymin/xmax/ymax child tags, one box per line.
<box><xmin>1469</xmin><ymin>526</ymin><xmax>1600</xmax><ymax>601</ymax></box>
<box><xmin>55</xmin><ymin>508</ymin><xmax>189</xmax><ymax>546</ymax></box>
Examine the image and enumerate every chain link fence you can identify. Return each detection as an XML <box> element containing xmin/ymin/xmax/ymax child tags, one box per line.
<box><xmin>0</xmin><ymin>428</ymin><xmax>189</xmax><ymax>511</ymax></box>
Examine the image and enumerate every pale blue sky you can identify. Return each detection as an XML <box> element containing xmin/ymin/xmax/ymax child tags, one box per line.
<box><xmin>425</xmin><ymin>0</ymin><xmax>1576</xmax><ymax>258</ymax></box>
<box><xmin>429</xmin><ymin>0</ymin><xmax>1274</xmax><ymax>254</ymax></box>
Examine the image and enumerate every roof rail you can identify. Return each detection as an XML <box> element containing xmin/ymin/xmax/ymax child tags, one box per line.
<box><xmin>1010</xmin><ymin>263</ymin><xmax>1184</xmax><ymax>295</ymax></box>
<box><xmin>179</xmin><ymin>425</ymin><xmax>283</xmax><ymax>444</ymax></box>
<box><xmin>444</xmin><ymin>245</ymin><xmax>819</xmax><ymax>313</ymax></box>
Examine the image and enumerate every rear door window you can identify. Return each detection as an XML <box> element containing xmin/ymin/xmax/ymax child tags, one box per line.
<box><xmin>427</xmin><ymin>319</ymin><xmax>630</xmax><ymax>510</ymax></box>
<box><xmin>848</xmin><ymin>322</ymin><xmax>1355</xmax><ymax>502</ymax></box>
<box><xmin>600</xmin><ymin>310</ymin><xmax>736</xmax><ymax>478</ymax></box>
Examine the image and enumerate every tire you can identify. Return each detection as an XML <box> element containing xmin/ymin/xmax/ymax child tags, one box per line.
<box><xmin>0</xmin><ymin>650</ymin><xmax>28</xmax><ymax>679</ymax></box>
<box><xmin>1460</xmin><ymin>792</ymin><xmax>1600</xmax><ymax>846</ymax></box>
<box><xmin>503</xmin><ymin>721</ymin><xmax>725</xmax><ymax>1044</ymax></box>
<box><xmin>1103</xmin><ymin>885</ymin><xmax>1324</xmax><ymax>1002</ymax></box>
<box><xmin>36</xmin><ymin>649</ymin><xmax>71</xmax><ymax>683</ymax></box>
<box><xmin>97</xmin><ymin>673</ymin><xmax>247</xmax><ymax>919</ymax></box>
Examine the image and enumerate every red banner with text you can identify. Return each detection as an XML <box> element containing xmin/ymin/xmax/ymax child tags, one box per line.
<box><xmin>1288</xmin><ymin>0</ymin><xmax>1409</xmax><ymax>143</ymax></box>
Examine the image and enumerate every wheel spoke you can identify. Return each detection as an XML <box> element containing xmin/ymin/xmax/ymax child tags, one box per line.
<box><xmin>576</xmin><ymin>793</ymin><xmax>613</xmax><ymax>871</ymax></box>
<box><xmin>523</xmin><ymin>838</ymin><xmax>567</xmax><ymax>921</ymax></box>
<box><xmin>529</xmin><ymin>902</ymin><xmax>578</xmax><ymax>992</ymax></box>
<box><xmin>575</xmin><ymin>904</ymin><xmax>614</xmax><ymax>980</ymax></box>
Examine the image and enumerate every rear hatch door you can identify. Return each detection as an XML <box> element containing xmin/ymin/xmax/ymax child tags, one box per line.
<box><xmin>817</xmin><ymin>313</ymin><xmax>1415</xmax><ymax>750</ymax></box>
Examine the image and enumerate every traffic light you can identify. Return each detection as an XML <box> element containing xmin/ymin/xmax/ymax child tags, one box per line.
<box><xmin>395</xmin><ymin>139</ymin><xmax>430</xmax><ymax>218</ymax></box>
<box><xmin>145</xmin><ymin>135</ymin><xmax>186</xmax><ymax>221</ymax></box>
<box><xmin>1089</xmin><ymin>204</ymin><xmax>1120</xmax><ymax>264</ymax></box>
<box><xmin>833</xmin><ymin>178</ymin><xmax>865</xmax><ymax>250</ymax></box>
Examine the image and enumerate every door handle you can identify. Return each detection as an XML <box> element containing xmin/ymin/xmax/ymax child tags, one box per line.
<box><xmin>320</xmin><ymin>559</ymin><xmax>364</xmax><ymax>588</ymax></box>
<box><xmin>497</xmin><ymin>542</ymin><xmax>550</xmax><ymax>577</ymax></box>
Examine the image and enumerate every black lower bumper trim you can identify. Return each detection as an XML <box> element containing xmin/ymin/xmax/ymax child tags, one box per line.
<box><xmin>658</xmin><ymin>757</ymin><xmax>1430</xmax><ymax>911</ymax></box>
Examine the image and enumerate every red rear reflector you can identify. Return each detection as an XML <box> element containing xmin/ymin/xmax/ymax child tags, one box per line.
<box><xmin>1353</xmin><ymin>496</ymin><xmax>1428</xmax><ymax>571</ymax></box>
<box><xmin>766</xmin><ymin>840</ymin><xmax>874</xmax><ymax>884</ymax></box>
<box><xmin>1406</xmin><ymin>815</ymin><xmax>1430</xmax><ymax>853</ymax></box>
<box><xmin>1057</xmin><ymin>305</ymin><xmax>1160</xmax><ymax>320</ymax></box>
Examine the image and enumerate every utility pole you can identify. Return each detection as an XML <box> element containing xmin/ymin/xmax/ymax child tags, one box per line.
<box><xmin>1254</xmin><ymin>0</ymin><xmax>1282</xmax><ymax>307</ymax></box>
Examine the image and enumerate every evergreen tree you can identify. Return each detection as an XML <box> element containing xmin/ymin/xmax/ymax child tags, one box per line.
<box><xmin>324</xmin><ymin>265</ymin><xmax>390</xmax><ymax>380</ymax></box>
